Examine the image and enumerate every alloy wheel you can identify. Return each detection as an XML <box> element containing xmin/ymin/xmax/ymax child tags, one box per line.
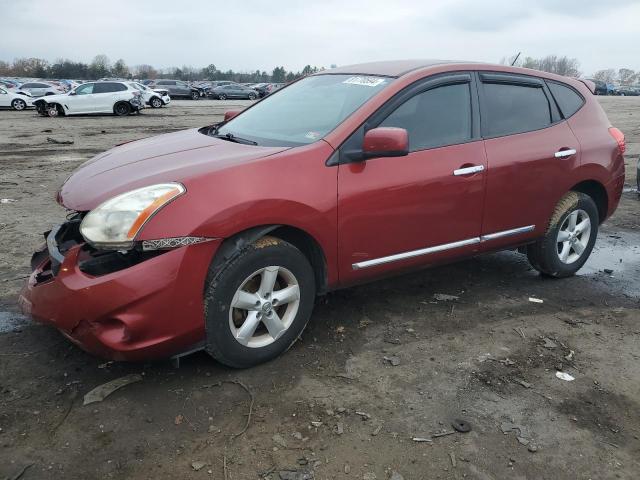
<box><xmin>556</xmin><ymin>209</ymin><xmax>591</xmax><ymax>264</ymax></box>
<box><xmin>12</xmin><ymin>99</ymin><xmax>26</xmax><ymax>110</ymax></box>
<box><xmin>228</xmin><ymin>266</ymin><xmax>301</xmax><ymax>348</ymax></box>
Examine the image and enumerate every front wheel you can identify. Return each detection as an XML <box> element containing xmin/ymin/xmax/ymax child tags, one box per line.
<box><xmin>248</xmin><ymin>93</ymin><xmax>256</xmax><ymax>100</ymax></box>
<box><xmin>190</xmin><ymin>91</ymin><xmax>200</xmax><ymax>100</ymax></box>
<box><xmin>46</xmin><ymin>104</ymin><xmax>59</xmax><ymax>117</ymax></box>
<box><xmin>527</xmin><ymin>191</ymin><xmax>598</xmax><ymax>278</ymax></box>
<box><xmin>204</xmin><ymin>236</ymin><xmax>316</xmax><ymax>368</ymax></box>
<box><xmin>218</xmin><ymin>94</ymin><xmax>227</xmax><ymax>100</ymax></box>
<box><xmin>11</xmin><ymin>98</ymin><xmax>27</xmax><ymax>111</ymax></box>
<box><xmin>150</xmin><ymin>97</ymin><xmax>163</xmax><ymax>108</ymax></box>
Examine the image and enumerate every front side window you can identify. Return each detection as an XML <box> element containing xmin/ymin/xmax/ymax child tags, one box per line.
<box><xmin>75</xmin><ymin>83</ymin><xmax>94</xmax><ymax>95</ymax></box>
<box><xmin>483</xmin><ymin>83</ymin><xmax>551</xmax><ymax>137</ymax></box>
<box><xmin>380</xmin><ymin>83</ymin><xmax>472</xmax><ymax>151</ymax></box>
<box><xmin>215</xmin><ymin>74</ymin><xmax>391</xmax><ymax>146</ymax></box>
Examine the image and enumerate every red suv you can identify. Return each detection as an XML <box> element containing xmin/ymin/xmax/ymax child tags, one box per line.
<box><xmin>20</xmin><ymin>60</ymin><xmax>626</xmax><ymax>367</ymax></box>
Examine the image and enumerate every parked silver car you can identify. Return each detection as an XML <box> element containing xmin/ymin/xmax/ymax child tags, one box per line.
<box><xmin>17</xmin><ymin>81</ymin><xmax>61</xmax><ymax>97</ymax></box>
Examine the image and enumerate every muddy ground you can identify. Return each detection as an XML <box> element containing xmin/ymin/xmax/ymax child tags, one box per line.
<box><xmin>0</xmin><ymin>97</ymin><xmax>638</xmax><ymax>480</ymax></box>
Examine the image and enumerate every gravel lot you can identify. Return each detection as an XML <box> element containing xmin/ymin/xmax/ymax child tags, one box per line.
<box><xmin>0</xmin><ymin>97</ymin><xmax>639</xmax><ymax>480</ymax></box>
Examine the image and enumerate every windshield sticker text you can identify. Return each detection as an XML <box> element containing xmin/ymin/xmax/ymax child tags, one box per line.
<box><xmin>343</xmin><ymin>76</ymin><xmax>386</xmax><ymax>87</ymax></box>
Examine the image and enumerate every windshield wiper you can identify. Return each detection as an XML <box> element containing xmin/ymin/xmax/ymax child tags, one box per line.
<box><xmin>214</xmin><ymin>132</ymin><xmax>257</xmax><ymax>146</ymax></box>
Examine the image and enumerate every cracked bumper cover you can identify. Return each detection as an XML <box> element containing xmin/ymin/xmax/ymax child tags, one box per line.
<box><xmin>19</xmin><ymin>239</ymin><xmax>221</xmax><ymax>361</ymax></box>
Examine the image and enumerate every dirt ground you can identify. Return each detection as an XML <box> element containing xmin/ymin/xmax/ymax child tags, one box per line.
<box><xmin>0</xmin><ymin>97</ymin><xmax>639</xmax><ymax>480</ymax></box>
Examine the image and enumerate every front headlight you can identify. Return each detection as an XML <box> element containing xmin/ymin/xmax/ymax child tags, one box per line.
<box><xmin>80</xmin><ymin>183</ymin><xmax>185</xmax><ymax>249</ymax></box>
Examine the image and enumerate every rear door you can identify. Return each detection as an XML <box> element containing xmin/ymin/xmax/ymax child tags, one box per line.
<box><xmin>92</xmin><ymin>82</ymin><xmax>124</xmax><ymax>112</ymax></box>
<box><xmin>478</xmin><ymin>72</ymin><xmax>581</xmax><ymax>250</ymax></box>
<box><xmin>337</xmin><ymin>73</ymin><xmax>487</xmax><ymax>285</ymax></box>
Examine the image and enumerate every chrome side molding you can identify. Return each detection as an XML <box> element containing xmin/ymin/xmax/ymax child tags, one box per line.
<box><xmin>480</xmin><ymin>224</ymin><xmax>535</xmax><ymax>241</ymax></box>
<box><xmin>351</xmin><ymin>225</ymin><xmax>535</xmax><ymax>270</ymax></box>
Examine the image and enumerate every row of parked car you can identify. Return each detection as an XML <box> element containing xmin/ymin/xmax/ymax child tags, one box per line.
<box><xmin>140</xmin><ymin>79</ymin><xmax>285</xmax><ymax>100</ymax></box>
<box><xmin>587</xmin><ymin>79</ymin><xmax>640</xmax><ymax>96</ymax></box>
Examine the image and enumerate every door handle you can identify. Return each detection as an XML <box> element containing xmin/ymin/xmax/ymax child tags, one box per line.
<box><xmin>554</xmin><ymin>148</ymin><xmax>576</xmax><ymax>158</ymax></box>
<box><xmin>453</xmin><ymin>165</ymin><xmax>485</xmax><ymax>176</ymax></box>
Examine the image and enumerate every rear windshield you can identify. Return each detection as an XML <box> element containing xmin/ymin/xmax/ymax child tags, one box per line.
<box><xmin>215</xmin><ymin>74</ymin><xmax>391</xmax><ymax>146</ymax></box>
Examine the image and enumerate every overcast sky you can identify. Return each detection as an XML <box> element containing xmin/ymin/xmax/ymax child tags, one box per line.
<box><xmin>2</xmin><ymin>0</ymin><xmax>639</xmax><ymax>75</ymax></box>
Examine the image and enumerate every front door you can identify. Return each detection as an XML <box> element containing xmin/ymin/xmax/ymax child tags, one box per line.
<box><xmin>337</xmin><ymin>74</ymin><xmax>487</xmax><ymax>285</ymax></box>
<box><xmin>65</xmin><ymin>83</ymin><xmax>95</xmax><ymax>113</ymax></box>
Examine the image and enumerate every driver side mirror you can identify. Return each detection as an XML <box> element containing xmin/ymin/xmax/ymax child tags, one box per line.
<box><xmin>69</xmin><ymin>91</ymin><xmax>76</xmax><ymax>95</ymax></box>
<box><xmin>224</xmin><ymin>110</ymin><xmax>241</xmax><ymax>122</ymax></box>
<box><xmin>362</xmin><ymin>127</ymin><xmax>409</xmax><ymax>159</ymax></box>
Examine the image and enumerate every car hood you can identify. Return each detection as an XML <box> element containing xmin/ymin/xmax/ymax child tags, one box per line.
<box><xmin>58</xmin><ymin>128</ymin><xmax>289</xmax><ymax>211</ymax></box>
<box><xmin>35</xmin><ymin>93</ymin><xmax>70</xmax><ymax>102</ymax></box>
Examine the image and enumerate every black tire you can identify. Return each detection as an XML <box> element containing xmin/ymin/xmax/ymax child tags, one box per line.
<box><xmin>218</xmin><ymin>94</ymin><xmax>227</xmax><ymax>100</ymax></box>
<box><xmin>204</xmin><ymin>236</ymin><xmax>316</xmax><ymax>368</ymax></box>
<box><xmin>114</xmin><ymin>102</ymin><xmax>131</xmax><ymax>116</ymax></box>
<box><xmin>527</xmin><ymin>191</ymin><xmax>599</xmax><ymax>278</ymax></box>
<box><xmin>150</xmin><ymin>97</ymin><xmax>163</xmax><ymax>108</ymax></box>
<box><xmin>248</xmin><ymin>93</ymin><xmax>256</xmax><ymax>100</ymax></box>
<box><xmin>190</xmin><ymin>90</ymin><xmax>200</xmax><ymax>100</ymax></box>
<box><xmin>11</xmin><ymin>98</ymin><xmax>27</xmax><ymax>111</ymax></box>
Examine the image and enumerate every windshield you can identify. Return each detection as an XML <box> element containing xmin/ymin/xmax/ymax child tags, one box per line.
<box><xmin>215</xmin><ymin>74</ymin><xmax>391</xmax><ymax>146</ymax></box>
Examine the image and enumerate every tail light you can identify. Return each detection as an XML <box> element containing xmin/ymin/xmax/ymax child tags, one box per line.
<box><xmin>608</xmin><ymin>127</ymin><xmax>625</xmax><ymax>155</ymax></box>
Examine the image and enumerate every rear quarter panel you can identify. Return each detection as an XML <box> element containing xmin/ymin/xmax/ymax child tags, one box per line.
<box><xmin>567</xmin><ymin>92</ymin><xmax>625</xmax><ymax>218</ymax></box>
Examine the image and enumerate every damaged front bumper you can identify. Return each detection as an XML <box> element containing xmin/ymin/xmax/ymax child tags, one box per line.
<box><xmin>19</xmin><ymin>217</ymin><xmax>221</xmax><ymax>361</ymax></box>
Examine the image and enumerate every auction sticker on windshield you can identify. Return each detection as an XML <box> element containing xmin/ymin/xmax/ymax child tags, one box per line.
<box><xmin>343</xmin><ymin>76</ymin><xmax>387</xmax><ymax>87</ymax></box>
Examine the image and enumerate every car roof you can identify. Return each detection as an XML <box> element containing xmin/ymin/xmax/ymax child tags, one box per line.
<box><xmin>323</xmin><ymin>59</ymin><xmax>466</xmax><ymax>77</ymax></box>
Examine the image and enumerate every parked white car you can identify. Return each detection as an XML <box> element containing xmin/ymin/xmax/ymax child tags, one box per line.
<box><xmin>34</xmin><ymin>81</ymin><xmax>143</xmax><ymax>117</ymax></box>
<box><xmin>132</xmin><ymin>82</ymin><xmax>171</xmax><ymax>108</ymax></box>
<box><xmin>17</xmin><ymin>81</ymin><xmax>62</xmax><ymax>97</ymax></box>
<box><xmin>0</xmin><ymin>87</ymin><xmax>34</xmax><ymax>110</ymax></box>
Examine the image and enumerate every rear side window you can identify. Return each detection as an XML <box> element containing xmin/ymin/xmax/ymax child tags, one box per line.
<box><xmin>94</xmin><ymin>82</ymin><xmax>127</xmax><ymax>93</ymax></box>
<box><xmin>547</xmin><ymin>81</ymin><xmax>584</xmax><ymax>118</ymax></box>
<box><xmin>380</xmin><ymin>83</ymin><xmax>472</xmax><ymax>151</ymax></box>
<box><xmin>482</xmin><ymin>83</ymin><xmax>551</xmax><ymax>137</ymax></box>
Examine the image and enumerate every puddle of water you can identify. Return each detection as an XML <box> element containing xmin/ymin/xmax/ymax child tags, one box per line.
<box><xmin>581</xmin><ymin>230</ymin><xmax>640</xmax><ymax>297</ymax></box>
<box><xmin>0</xmin><ymin>310</ymin><xmax>29</xmax><ymax>333</ymax></box>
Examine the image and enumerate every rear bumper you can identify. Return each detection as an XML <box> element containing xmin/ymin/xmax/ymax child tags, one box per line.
<box><xmin>19</xmin><ymin>238</ymin><xmax>220</xmax><ymax>361</ymax></box>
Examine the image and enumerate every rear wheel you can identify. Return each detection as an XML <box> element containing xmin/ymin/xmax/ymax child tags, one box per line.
<box><xmin>204</xmin><ymin>236</ymin><xmax>316</xmax><ymax>368</ymax></box>
<box><xmin>114</xmin><ymin>102</ymin><xmax>131</xmax><ymax>116</ymax></box>
<box><xmin>11</xmin><ymin>98</ymin><xmax>27</xmax><ymax>111</ymax></box>
<box><xmin>527</xmin><ymin>192</ymin><xmax>598</xmax><ymax>278</ymax></box>
<box><xmin>150</xmin><ymin>97</ymin><xmax>163</xmax><ymax>108</ymax></box>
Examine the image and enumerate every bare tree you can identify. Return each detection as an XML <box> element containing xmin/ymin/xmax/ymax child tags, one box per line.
<box><xmin>133</xmin><ymin>64</ymin><xmax>157</xmax><ymax>79</ymax></box>
<box><xmin>617</xmin><ymin>68</ymin><xmax>637</xmax><ymax>85</ymax></box>
<box><xmin>519</xmin><ymin>55</ymin><xmax>581</xmax><ymax>77</ymax></box>
<box><xmin>592</xmin><ymin>69</ymin><xmax>616</xmax><ymax>84</ymax></box>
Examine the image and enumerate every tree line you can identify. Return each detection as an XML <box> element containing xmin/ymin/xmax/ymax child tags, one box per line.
<box><xmin>501</xmin><ymin>54</ymin><xmax>638</xmax><ymax>85</ymax></box>
<box><xmin>0</xmin><ymin>54</ymin><xmax>324</xmax><ymax>83</ymax></box>
<box><xmin>2</xmin><ymin>53</ymin><xmax>638</xmax><ymax>86</ymax></box>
